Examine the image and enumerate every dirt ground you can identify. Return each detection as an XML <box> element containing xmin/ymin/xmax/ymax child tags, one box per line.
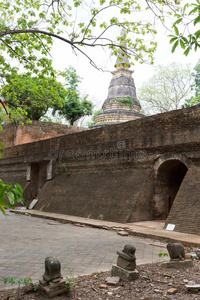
<box><xmin>1</xmin><ymin>260</ymin><xmax>200</xmax><ymax>300</ymax></box>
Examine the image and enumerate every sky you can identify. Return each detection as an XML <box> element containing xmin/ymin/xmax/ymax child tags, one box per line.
<box><xmin>50</xmin><ymin>2</ymin><xmax>200</xmax><ymax>114</ymax></box>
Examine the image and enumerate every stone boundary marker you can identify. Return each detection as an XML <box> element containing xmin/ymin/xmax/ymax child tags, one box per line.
<box><xmin>112</xmin><ymin>244</ymin><xmax>139</xmax><ymax>281</ymax></box>
<box><xmin>39</xmin><ymin>278</ymin><xmax>68</xmax><ymax>298</ymax></box>
<box><xmin>39</xmin><ymin>257</ymin><xmax>68</xmax><ymax>298</ymax></box>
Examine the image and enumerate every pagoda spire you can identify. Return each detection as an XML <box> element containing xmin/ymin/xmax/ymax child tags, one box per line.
<box><xmin>92</xmin><ymin>28</ymin><xmax>145</xmax><ymax>127</ymax></box>
<box><xmin>115</xmin><ymin>28</ymin><xmax>130</xmax><ymax>69</ymax></box>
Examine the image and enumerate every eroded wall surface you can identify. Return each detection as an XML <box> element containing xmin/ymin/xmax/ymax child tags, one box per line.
<box><xmin>0</xmin><ymin>121</ymin><xmax>86</xmax><ymax>148</ymax></box>
<box><xmin>0</xmin><ymin>105</ymin><xmax>200</xmax><ymax>233</ymax></box>
<box><xmin>166</xmin><ymin>167</ymin><xmax>200</xmax><ymax>234</ymax></box>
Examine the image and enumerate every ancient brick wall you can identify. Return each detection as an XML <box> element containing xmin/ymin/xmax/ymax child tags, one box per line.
<box><xmin>2</xmin><ymin>105</ymin><xmax>200</xmax><ymax>160</ymax></box>
<box><xmin>0</xmin><ymin>105</ymin><xmax>200</xmax><ymax>233</ymax></box>
<box><xmin>36</xmin><ymin>168</ymin><xmax>154</xmax><ymax>223</ymax></box>
<box><xmin>0</xmin><ymin>121</ymin><xmax>86</xmax><ymax>148</ymax></box>
<box><xmin>165</xmin><ymin>166</ymin><xmax>200</xmax><ymax>235</ymax></box>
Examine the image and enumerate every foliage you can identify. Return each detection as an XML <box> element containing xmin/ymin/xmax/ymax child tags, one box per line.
<box><xmin>158</xmin><ymin>252</ymin><xmax>169</xmax><ymax>258</ymax></box>
<box><xmin>182</xmin><ymin>59</ymin><xmax>200</xmax><ymax>107</ymax></box>
<box><xmin>0</xmin><ymin>179</ymin><xmax>24</xmax><ymax>215</ymax></box>
<box><xmin>0</xmin><ymin>0</ymin><xmax>199</xmax><ymax>76</ymax></box>
<box><xmin>138</xmin><ymin>62</ymin><xmax>192</xmax><ymax>115</ymax></box>
<box><xmin>40</xmin><ymin>114</ymin><xmax>62</xmax><ymax>123</ymax></box>
<box><xmin>0</xmin><ymin>73</ymin><xmax>66</xmax><ymax>121</ymax></box>
<box><xmin>4</xmin><ymin>277</ymin><xmax>32</xmax><ymax>300</ymax></box>
<box><xmin>4</xmin><ymin>277</ymin><xmax>32</xmax><ymax>287</ymax></box>
<box><xmin>53</xmin><ymin>67</ymin><xmax>93</xmax><ymax>126</ymax></box>
<box><xmin>182</xmin><ymin>95</ymin><xmax>200</xmax><ymax>108</ymax></box>
<box><xmin>0</xmin><ymin>107</ymin><xmax>8</xmax><ymax>124</ymax></box>
<box><xmin>169</xmin><ymin>0</ymin><xmax>200</xmax><ymax>56</ymax></box>
<box><xmin>192</xmin><ymin>59</ymin><xmax>200</xmax><ymax>95</ymax></box>
<box><xmin>0</xmin><ymin>126</ymin><xmax>24</xmax><ymax>215</ymax></box>
<box><xmin>33</xmin><ymin>284</ymin><xmax>40</xmax><ymax>292</ymax></box>
<box><xmin>110</xmin><ymin>95</ymin><xmax>134</xmax><ymax>108</ymax></box>
<box><xmin>65</xmin><ymin>264</ymin><xmax>75</xmax><ymax>296</ymax></box>
<box><xmin>87</xmin><ymin>109</ymin><xmax>103</xmax><ymax>127</ymax></box>
<box><xmin>57</xmin><ymin>165</ymin><xmax>70</xmax><ymax>176</ymax></box>
<box><xmin>0</xmin><ymin>1</ymin><xmax>54</xmax><ymax>77</ymax></box>
<box><xmin>142</xmin><ymin>271</ymin><xmax>150</xmax><ymax>280</ymax></box>
<box><xmin>0</xmin><ymin>0</ymin><xmax>191</xmax><ymax>73</ymax></box>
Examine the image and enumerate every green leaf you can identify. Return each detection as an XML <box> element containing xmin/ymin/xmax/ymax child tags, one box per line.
<box><xmin>189</xmin><ymin>6</ymin><xmax>199</xmax><ymax>16</ymax></box>
<box><xmin>194</xmin><ymin>15</ymin><xmax>200</xmax><ymax>26</ymax></box>
<box><xmin>0</xmin><ymin>185</ymin><xmax>8</xmax><ymax>198</ymax></box>
<box><xmin>15</xmin><ymin>183</ymin><xmax>23</xmax><ymax>195</ymax></box>
<box><xmin>171</xmin><ymin>40</ymin><xmax>179</xmax><ymax>53</ymax></box>
<box><xmin>0</xmin><ymin>199</ymin><xmax>15</xmax><ymax>209</ymax></box>
<box><xmin>173</xmin><ymin>18</ymin><xmax>182</xmax><ymax>26</ymax></box>
<box><xmin>183</xmin><ymin>3</ymin><xmax>189</xmax><ymax>14</ymax></box>
<box><xmin>173</xmin><ymin>25</ymin><xmax>179</xmax><ymax>36</ymax></box>
<box><xmin>180</xmin><ymin>39</ymin><xmax>185</xmax><ymax>49</ymax></box>
<box><xmin>4</xmin><ymin>277</ymin><xmax>8</xmax><ymax>284</ymax></box>
<box><xmin>194</xmin><ymin>30</ymin><xmax>200</xmax><ymax>38</ymax></box>
<box><xmin>0</xmin><ymin>205</ymin><xmax>6</xmax><ymax>215</ymax></box>
<box><xmin>181</xmin><ymin>36</ymin><xmax>189</xmax><ymax>43</ymax></box>
<box><xmin>169</xmin><ymin>37</ymin><xmax>178</xmax><ymax>44</ymax></box>
<box><xmin>8</xmin><ymin>278</ymin><xmax>12</xmax><ymax>284</ymax></box>
<box><xmin>184</xmin><ymin>47</ymin><xmax>190</xmax><ymax>56</ymax></box>
<box><xmin>7</xmin><ymin>191</ymin><xmax>15</xmax><ymax>204</ymax></box>
<box><xmin>0</xmin><ymin>140</ymin><xmax>5</xmax><ymax>152</ymax></box>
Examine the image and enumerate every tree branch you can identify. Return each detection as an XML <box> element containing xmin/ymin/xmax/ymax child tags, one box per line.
<box><xmin>0</xmin><ymin>28</ymin><xmax>141</xmax><ymax>70</ymax></box>
<box><xmin>32</xmin><ymin>33</ymin><xmax>53</xmax><ymax>58</ymax></box>
<box><xmin>0</xmin><ymin>38</ymin><xmax>30</xmax><ymax>64</ymax></box>
<box><xmin>0</xmin><ymin>99</ymin><xmax>8</xmax><ymax>115</ymax></box>
<box><xmin>81</xmin><ymin>4</ymin><xmax>116</xmax><ymax>42</ymax></box>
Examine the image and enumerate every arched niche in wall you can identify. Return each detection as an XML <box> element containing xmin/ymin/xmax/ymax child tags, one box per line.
<box><xmin>152</xmin><ymin>155</ymin><xmax>189</xmax><ymax>220</ymax></box>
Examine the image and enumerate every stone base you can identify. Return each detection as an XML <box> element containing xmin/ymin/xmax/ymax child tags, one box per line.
<box><xmin>112</xmin><ymin>264</ymin><xmax>139</xmax><ymax>281</ymax></box>
<box><xmin>117</xmin><ymin>256</ymin><xmax>136</xmax><ymax>270</ymax></box>
<box><xmin>162</xmin><ymin>260</ymin><xmax>193</xmax><ymax>269</ymax></box>
<box><xmin>39</xmin><ymin>278</ymin><xmax>68</xmax><ymax>298</ymax></box>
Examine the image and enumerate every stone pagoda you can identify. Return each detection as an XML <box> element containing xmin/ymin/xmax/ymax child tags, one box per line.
<box><xmin>94</xmin><ymin>29</ymin><xmax>145</xmax><ymax>127</ymax></box>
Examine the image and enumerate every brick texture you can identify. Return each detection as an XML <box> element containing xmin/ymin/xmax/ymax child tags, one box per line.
<box><xmin>0</xmin><ymin>121</ymin><xmax>86</xmax><ymax>148</ymax></box>
<box><xmin>166</xmin><ymin>166</ymin><xmax>200</xmax><ymax>235</ymax></box>
<box><xmin>0</xmin><ymin>105</ymin><xmax>199</xmax><ymax>232</ymax></box>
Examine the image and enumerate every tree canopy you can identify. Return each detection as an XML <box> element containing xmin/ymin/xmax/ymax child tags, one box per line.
<box><xmin>87</xmin><ymin>109</ymin><xmax>103</xmax><ymax>127</ymax></box>
<box><xmin>169</xmin><ymin>0</ymin><xmax>200</xmax><ymax>56</ymax></box>
<box><xmin>182</xmin><ymin>59</ymin><xmax>200</xmax><ymax>107</ymax></box>
<box><xmin>0</xmin><ymin>0</ymin><xmax>199</xmax><ymax>75</ymax></box>
<box><xmin>0</xmin><ymin>0</ymin><xmax>199</xmax><ymax>123</ymax></box>
<box><xmin>138</xmin><ymin>62</ymin><xmax>192</xmax><ymax>115</ymax></box>
<box><xmin>53</xmin><ymin>66</ymin><xmax>93</xmax><ymax>126</ymax></box>
<box><xmin>0</xmin><ymin>73</ymin><xmax>66</xmax><ymax>121</ymax></box>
